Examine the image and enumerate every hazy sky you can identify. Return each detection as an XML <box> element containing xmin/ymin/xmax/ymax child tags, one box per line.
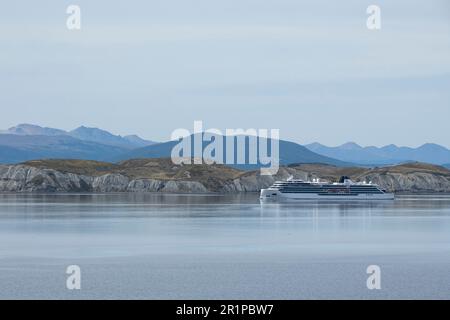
<box><xmin>1</xmin><ymin>0</ymin><xmax>449</xmax><ymax>147</ymax></box>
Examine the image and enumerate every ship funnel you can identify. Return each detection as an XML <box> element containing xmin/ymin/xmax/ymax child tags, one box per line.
<box><xmin>339</xmin><ymin>176</ymin><xmax>350</xmax><ymax>183</ymax></box>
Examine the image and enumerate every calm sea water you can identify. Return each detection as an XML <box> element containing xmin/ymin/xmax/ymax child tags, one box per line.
<box><xmin>0</xmin><ymin>193</ymin><xmax>449</xmax><ymax>299</ymax></box>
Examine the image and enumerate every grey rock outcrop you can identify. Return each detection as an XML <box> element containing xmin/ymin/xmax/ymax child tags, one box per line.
<box><xmin>126</xmin><ymin>178</ymin><xmax>208</xmax><ymax>193</ymax></box>
<box><xmin>359</xmin><ymin>172</ymin><xmax>450</xmax><ymax>193</ymax></box>
<box><xmin>1</xmin><ymin>163</ymin><xmax>450</xmax><ymax>193</ymax></box>
<box><xmin>0</xmin><ymin>165</ymin><xmax>210</xmax><ymax>193</ymax></box>
<box><xmin>0</xmin><ymin>165</ymin><xmax>92</xmax><ymax>192</ymax></box>
<box><xmin>126</xmin><ymin>179</ymin><xmax>164</xmax><ymax>192</ymax></box>
<box><xmin>92</xmin><ymin>174</ymin><xmax>129</xmax><ymax>192</ymax></box>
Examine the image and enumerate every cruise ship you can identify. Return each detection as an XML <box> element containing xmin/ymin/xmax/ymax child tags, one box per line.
<box><xmin>260</xmin><ymin>176</ymin><xmax>394</xmax><ymax>200</ymax></box>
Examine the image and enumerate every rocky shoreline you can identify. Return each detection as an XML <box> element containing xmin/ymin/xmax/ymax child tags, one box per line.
<box><xmin>1</xmin><ymin>159</ymin><xmax>450</xmax><ymax>194</ymax></box>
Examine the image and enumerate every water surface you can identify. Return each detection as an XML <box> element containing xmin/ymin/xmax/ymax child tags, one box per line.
<box><xmin>0</xmin><ymin>193</ymin><xmax>449</xmax><ymax>299</ymax></box>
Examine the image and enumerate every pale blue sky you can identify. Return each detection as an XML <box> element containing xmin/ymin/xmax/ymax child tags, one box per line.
<box><xmin>1</xmin><ymin>0</ymin><xmax>449</xmax><ymax>147</ymax></box>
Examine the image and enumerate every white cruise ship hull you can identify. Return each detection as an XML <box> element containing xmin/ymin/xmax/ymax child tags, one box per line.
<box><xmin>260</xmin><ymin>189</ymin><xmax>394</xmax><ymax>201</ymax></box>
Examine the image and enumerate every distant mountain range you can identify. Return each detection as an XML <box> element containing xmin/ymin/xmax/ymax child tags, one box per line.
<box><xmin>0</xmin><ymin>124</ymin><xmax>348</xmax><ymax>167</ymax></box>
<box><xmin>113</xmin><ymin>134</ymin><xmax>351</xmax><ymax>170</ymax></box>
<box><xmin>0</xmin><ymin>134</ymin><xmax>127</xmax><ymax>163</ymax></box>
<box><xmin>1</xmin><ymin>124</ymin><xmax>449</xmax><ymax>169</ymax></box>
<box><xmin>0</xmin><ymin>124</ymin><xmax>156</xmax><ymax>163</ymax></box>
<box><xmin>305</xmin><ymin>142</ymin><xmax>450</xmax><ymax>166</ymax></box>
<box><xmin>4</xmin><ymin>124</ymin><xmax>156</xmax><ymax>149</ymax></box>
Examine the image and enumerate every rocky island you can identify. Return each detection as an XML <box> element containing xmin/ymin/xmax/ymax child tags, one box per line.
<box><xmin>0</xmin><ymin>159</ymin><xmax>449</xmax><ymax>193</ymax></box>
